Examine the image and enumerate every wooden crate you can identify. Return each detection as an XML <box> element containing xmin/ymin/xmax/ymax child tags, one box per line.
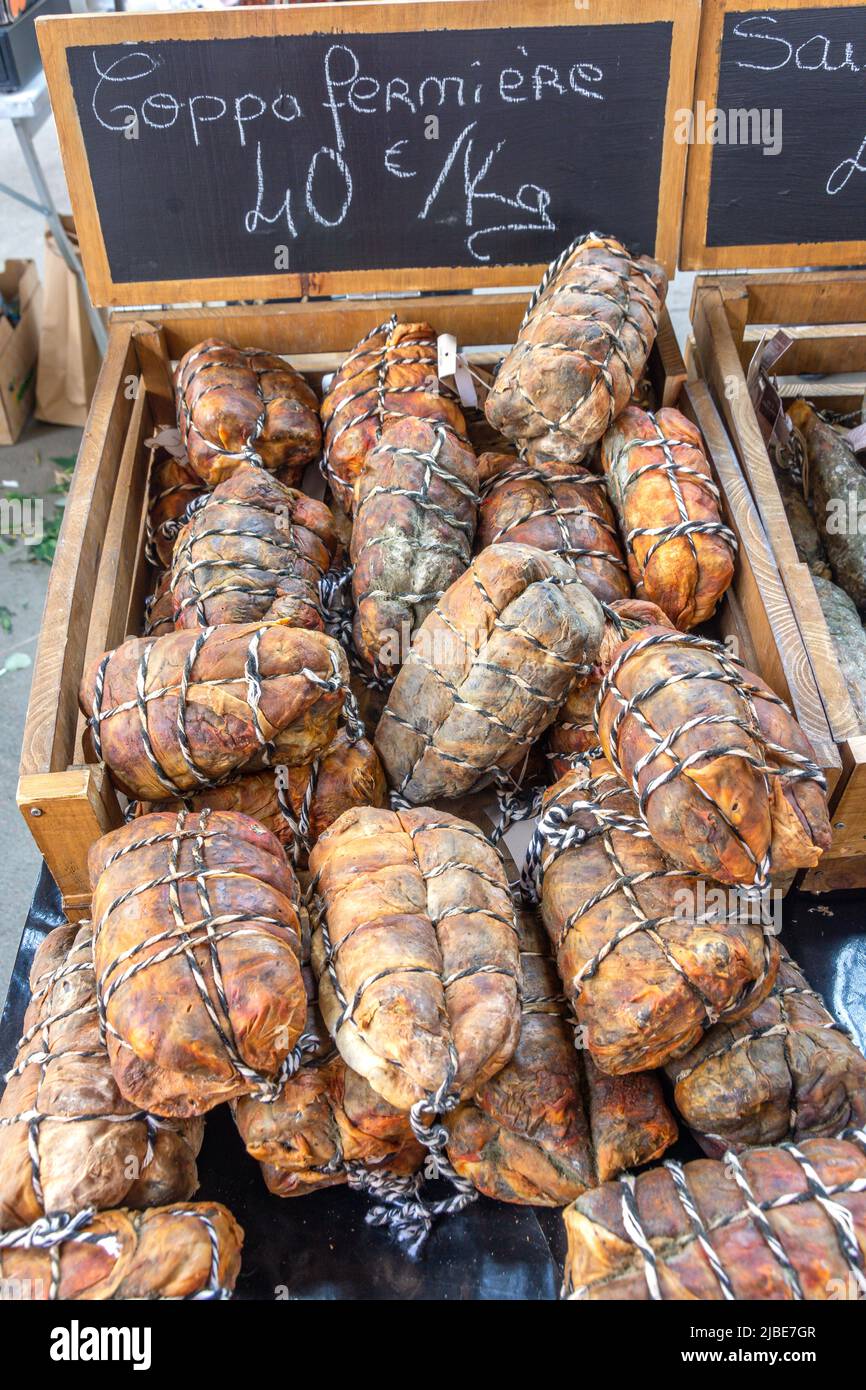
<box><xmin>692</xmin><ymin>274</ymin><xmax>866</xmax><ymax>890</ymax></box>
<box><xmin>16</xmin><ymin>294</ymin><xmax>840</xmax><ymax>917</ymax></box>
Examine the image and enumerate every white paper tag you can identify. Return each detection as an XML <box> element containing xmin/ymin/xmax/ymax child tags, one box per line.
<box><xmin>437</xmin><ymin>332</ymin><xmax>457</xmax><ymax>381</ymax></box>
<box><xmin>453</xmin><ymin>356</ymin><xmax>479</xmax><ymax>410</ymax></box>
<box><xmin>144</xmin><ymin>426</ymin><xmax>187</xmax><ymax>462</ymax></box>
<box><xmin>847</xmin><ymin>422</ymin><xmax>866</xmax><ymax>455</ymax></box>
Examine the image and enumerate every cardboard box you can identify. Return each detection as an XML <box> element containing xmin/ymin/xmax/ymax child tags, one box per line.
<box><xmin>0</xmin><ymin>258</ymin><xmax>40</xmax><ymax>445</ymax></box>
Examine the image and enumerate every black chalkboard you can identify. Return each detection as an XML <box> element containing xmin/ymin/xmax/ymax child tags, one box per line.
<box><xmin>63</xmin><ymin>23</ymin><xmax>674</xmax><ymax>286</ymax></box>
<box><xmin>706</xmin><ymin>6</ymin><xmax>866</xmax><ymax>249</ymax></box>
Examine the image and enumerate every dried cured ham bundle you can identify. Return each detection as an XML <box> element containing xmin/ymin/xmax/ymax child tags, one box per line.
<box><xmin>234</xmin><ymin>968</ymin><xmax>423</xmax><ymax>1198</ymax></box>
<box><xmin>485</xmin><ymin>233</ymin><xmax>667</xmax><ymax>465</ymax></box>
<box><xmin>171</xmin><ymin>462</ymin><xmax>337</xmax><ymax>631</ymax></box>
<box><xmin>0</xmin><ymin>1202</ymin><xmax>242</xmax><ymax>1300</ymax></box>
<box><xmin>321</xmin><ymin>318</ymin><xmax>467</xmax><ymax>513</ymax></box>
<box><xmin>89</xmin><ymin>809</ymin><xmax>307</xmax><ymax>1117</ymax></box>
<box><xmin>601</xmin><ymin>405</ymin><xmax>737</xmax><ymax>629</ymax></box>
<box><xmin>527</xmin><ymin>760</ymin><xmax>778</xmax><ymax>1074</ymax></box>
<box><xmin>0</xmin><ymin>923</ymin><xmax>202</xmax><ymax>1230</ymax></box>
<box><xmin>309</xmin><ymin>805</ymin><xmax>520</xmax><ymax>1113</ymax></box>
<box><xmin>79</xmin><ymin>623</ymin><xmax>354</xmax><ymax>802</ymax></box>
<box><xmin>445</xmin><ymin>905</ymin><xmax>676</xmax><ymax>1205</ymax></box>
<box><xmin>375</xmin><ymin>544</ymin><xmax>604</xmax><ymax>804</ymax></box>
<box><xmin>562</xmin><ymin>1134</ymin><xmax>866</xmax><ymax>1300</ymax></box>
<box><xmin>309</xmin><ymin>805</ymin><xmax>521</xmax><ymax>1249</ymax></box>
<box><xmin>546</xmin><ymin>599</ymin><xmax>673</xmax><ymax>779</ymax></box>
<box><xmin>668</xmin><ymin>950</ymin><xmax>866</xmax><ymax>1155</ymax></box>
<box><xmin>476</xmin><ymin>451</ymin><xmax>629</xmax><ymax>605</ymax></box>
<box><xmin>136</xmin><ymin>728</ymin><xmax>387</xmax><ymax>865</ymax></box>
<box><xmin>351</xmin><ymin>417</ymin><xmax>479</xmax><ymax>675</ymax></box>
<box><xmin>176</xmin><ymin>338</ymin><xmax>320</xmax><ymax>488</ymax></box>
<box><xmin>596</xmin><ymin>628</ymin><xmax>832</xmax><ymax>887</ymax></box>
<box><xmin>144</xmin><ymin>439</ymin><xmax>207</xmax><ymax>569</ymax></box>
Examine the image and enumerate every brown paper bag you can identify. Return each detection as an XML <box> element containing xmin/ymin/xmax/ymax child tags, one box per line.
<box><xmin>35</xmin><ymin>216</ymin><xmax>103</xmax><ymax>427</ymax></box>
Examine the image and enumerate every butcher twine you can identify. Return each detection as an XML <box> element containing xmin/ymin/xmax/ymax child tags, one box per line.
<box><xmin>321</xmin><ymin>315</ymin><xmax>470</xmax><ymax>492</ymax></box>
<box><xmin>565</xmin><ymin>1129</ymin><xmax>866</xmax><ymax>1301</ymax></box>
<box><xmin>87</xmin><ymin>623</ymin><xmax>365</xmax><ymax>799</ymax></box>
<box><xmin>0</xmin><ymin>1206</ymin><xmax>232</xmax><ymax>1300</ymax></box>
<box><xmin>595</xmin><ymin>629</ymin><xmax>827</xmax><ymax>892</ymax></box>
<box><xmin>170</xmin><ymin>492</ymin><xmax>329</xmax><ymax>628</ymax></box>
<box><xmin>607</xmin><ymin>411</ymin><xmax>738</xmax><ymax>579</ymax></box>
<box><xmin>522</xmin><ymin>761</ymin><xmax>774</xmax><ymax>1030</ymax></box>
<box><xmin>509</xmin><ymin>231</ymin><xmax>660</xmax><ymax>452</ymax></box>
<box><xmin>93</xmin><ymin>807</ymin><xmax>318</xmax><ymax>1104</ymax></box>
<box><xmin>480</xmin><ymin>456</ymin><xmax>627</xmax><ymax>586</ymax></box>
<box><xmin>380</xmin><ymin>567</ymin><xmax>592</xmax><ymax>804</ymax></box>
<box><xmin>353</xmin><ymin>421</ymin><xmax>479</xmax><ymax>678</ymax></box>
<box><xmin>308</xmin><ymin>815</ymin><xmax>520</xmax><ymax>1257</ymax></box>
<box><xmin>0</xmin><ymin>924</ymin><xmax>189</xmax><ymax>1214</ymax></box>
<box><xmin>178</xmin><ymin>344</ymin><xmax>282</xmax><ymax>474</ymax></box>
<box><xmin>670</xmin><ymin>955</ymin><xmax>856</xmax><ymax>1144</ymax></box>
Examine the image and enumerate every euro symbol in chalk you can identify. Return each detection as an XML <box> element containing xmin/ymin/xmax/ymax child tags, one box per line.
<box><xmin>385</xmin><ymin>139</ymin><xmax>416</xmax><ymax>179</ymax></box>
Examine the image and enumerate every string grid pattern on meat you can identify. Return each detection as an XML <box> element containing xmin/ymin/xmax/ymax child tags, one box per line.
<box><xmin>0</xmin><ymin>924</ymin><xmax>185</xmax><ymax>1215</ymax></box>
<box><xmin>569</xmin><ymin>1129</ymin><xmax>866</xmax><ymax>1301</ymax></box>
<box><xmin>87</xmin><ymin>625</ymin><xmax>364</xmax><ymax>798</ymax></box>
<box><xmin>0</xmin><ymin>1206</ymin><xmax>233</xmax><ymax>1300</ymax></box>
<box><xmin>610</xmin><ymin>412</ymin><xmax>738</xmax><ymax>572</ymax></box>
<box><xmin>507</xmin><ymin>231</ymin><xmax>658</xmax><ymax>449</ymax></box>
<box><xmin>93</xmin><ymin>807</ymin><xmax>316</xmax><ymax>1104</ymax></box>
<box><xmin>480</xmin><ymin>456</ymin><xmax>627</xmax><ymax>581</ymax></box>
<box><xmin>381</xmin><ymin>566</ymin><xmax>591</xmax><ymax>800</ymax></box>
<box><xmin>171</xmin><ymin>494</ymin><xmax>329</xmax><ymax>628</ymax></box>
<box><xmin>595</xmin><ymin>630</ymin><xmax>827</xmax><ymax>891</ymax></box>
<box><xmin>308</xmin><ymin>815</ymin><xmax>520</xmax><ymax>1255</ymax></box>
<box><xmin>178</xmin><ymin>345</ymin><xmax>270</xmax><ymax>472</ymax></box>
<box><xmin>522</xmin><ymin>764</ymin><xmax>774</xmax><ymax>1028</ymax></box>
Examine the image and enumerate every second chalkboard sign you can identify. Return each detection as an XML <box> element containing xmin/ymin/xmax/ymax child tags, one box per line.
<box><xmin>38</xmin><ymin>1</ymin><xmax>700</xmax><ymax>306</ymax></box>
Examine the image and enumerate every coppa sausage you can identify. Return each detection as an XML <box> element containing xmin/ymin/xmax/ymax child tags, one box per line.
<box><xmin>485</xmin><ymin>233</ymin><xmax>666</xmax><ymax>465</ymax></box>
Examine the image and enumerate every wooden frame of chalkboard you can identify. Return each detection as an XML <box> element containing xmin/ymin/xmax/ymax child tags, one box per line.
<box><xmin>36</xmin><ymin>0</ymin><xmax>700</xmax><ymax>308</ymax></box>
<box><xmin>682</xmin><ymin>0</ymin><xmax>866</xmax><ymax>270</ymax></box>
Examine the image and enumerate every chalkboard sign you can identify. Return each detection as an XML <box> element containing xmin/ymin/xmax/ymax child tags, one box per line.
<box><xmin>682</xmin><ymin>0</ymin><xmax>866</xmax><ymax>269</ymax></box>
<box><xmin>38</xmin><ymin>0</ymin><xmax>699</xmax><ymax>307</ymax></box>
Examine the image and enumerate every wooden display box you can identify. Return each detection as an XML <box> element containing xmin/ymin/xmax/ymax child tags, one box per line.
<box><xmin>16</xmin><ymin>297</ymin><xmax>840</xmax><ymax>918</ymax></box>
<box><xmin>691</xmin><ymin>276</ymin><xmax>866</xmax><ymax>891</ymax></box>
<box><xmin>19</xmin><ymin>0</ymin><xmax>842</xmax><ymax>914</ymax></box>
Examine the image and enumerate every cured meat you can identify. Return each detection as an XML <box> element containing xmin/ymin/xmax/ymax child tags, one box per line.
<box><xmin>601</xmin><ymin>405</ymin><xmax>737</xmax><ymax>629</ymax></box>
<box><xmin>171</xmin><ymin>462</ymin><xmax>337</xmax><ymax>631</ymax></box>
<box><xmin>562</xmin><ymin>1134</ymin><xmax>866</xmax><ymax>1300</ymax></box>
<box><xmin>485</xmin><ymin>233</ymin><xmax>667</xmax><ymax>465</ymax></box>
<box><xmin>234</xmin><ymin>968</ymin><xmax>423</xmax><ymax>1197</ymax></box>
<box><xmin>143</xmin><ymin>571</ymin><xmax>175</xmax><ymax>638</ymax></box>
<box><xmin>308</xmin><ymin>805</ymin><xmax>521</xmax><ymax>1114</ymax></box>
<box><xmin>445</xmin><ymin>904</ymin><xmax>677</xmax><ymax>1205</ymax></box>
<box><xmin>775</xmin><ymin>465</ymin><xmax>831</xmax><ymax>579</ymax></box>
<box><xmin>812</xmin><ymin>574</ymin><xmax>866</xmax><ymax>732</ymax></box>
<box><xmin>79</xmin><ymin>623</ymin><xmax>352</xmax><ymax>802</ymax></box>
<box><xmin>476</xmin><ymin>451</ymin><xmax>629</xmax><ymax>605</ymax></box>
<box><xmin>145</xmin><ymin>440</ymin><xmax>207</xmax><ymax>569</ymax></box>
<box><xmin>176</xmin><ymin>338</ymin><xmax>321</xmax><ymax>488</ymax></box>
<box><xmin>351</xmin><ymin>416</ymin><xmax>479</xmax><ymax>675</ymax></box>
<box><xmin>135</xmin><ymin>729</ymin><xmax>387</xmax><ymax>865</ymax></box>
<box><xmin>531</xmin><ymin>759</ymin><xmax>778</xmax><ymax>1074</ymax></box>
<box><xmin>791</xmin><ymin>399</ymin><xmax>866</xmax><ymax>612</ymax></box>
<box><xmin>89</xmin><ymin>809</ymin><xmax>307</xmax><ymax>1117</ymax></box>
<box><xmin>375</xmin><ymin>543</ymin><xmax>604</xmax><ymax>803</ymax></box>
<box><xmin>0</xmin><ymin>923</ymin><xmax>202</xmax><ymax>1230</ymax></box>
<box><xmin>0</xmin><ymin>1202</ymin><xmax>242</xmax><ymax>1300</ymax></box>
<box><xmin>668</xmin><ymin>950</ymin><xmax>866</xmax><ymax>1155</ymax></box>
<box><xmin>546</xmin><ymin>598</ymin><xmax>673</xmax><ymax>779</ymax></box>
<box><xmin>596</xmin><ymin>627</ymin><xmax>831</xmax><ymax>886</ymax></box>
<box><xmin>321</xmin><ymin>319</ymin><xmax>467</xmax><ymax>514</ymax></box>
